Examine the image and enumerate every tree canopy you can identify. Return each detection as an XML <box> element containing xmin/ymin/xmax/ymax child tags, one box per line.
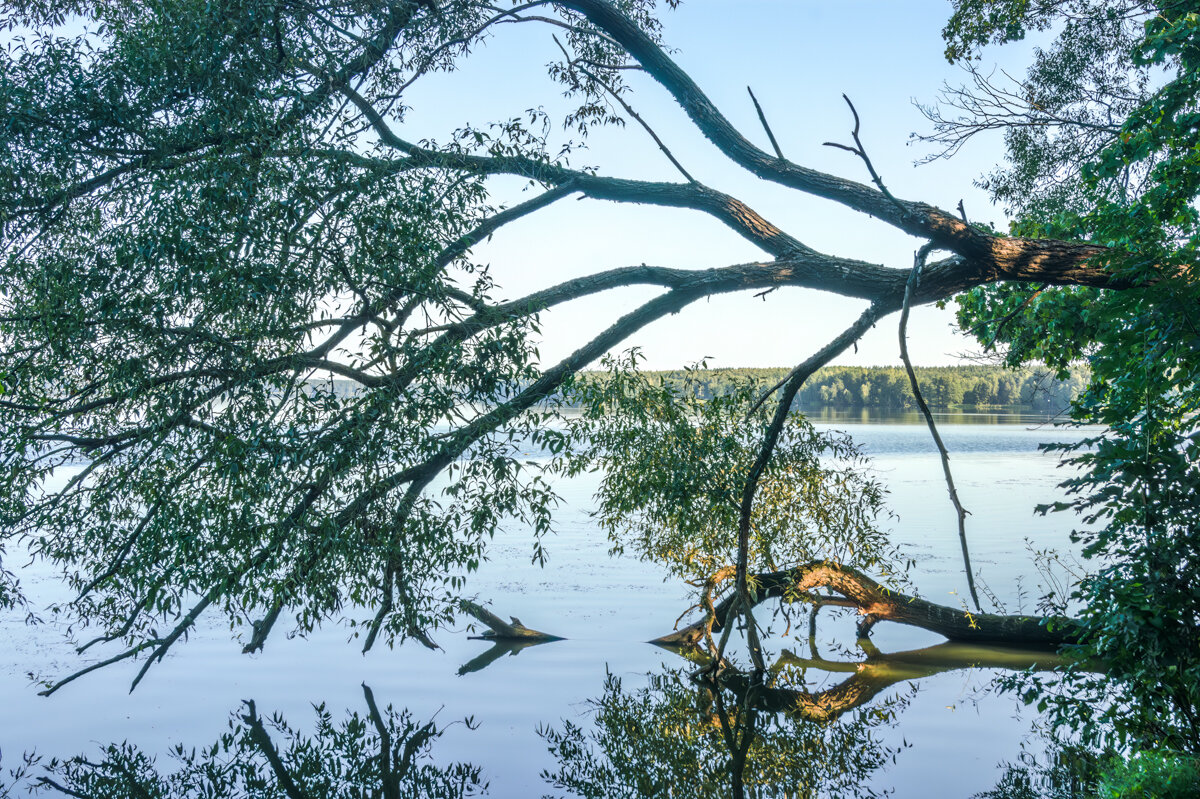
<box><xmin>932</xmin><ymin>0</ymin><xmax>1200</xmax><ymax>754</ymax></box>
<box><xmin>0</xmin><ymin>0</ymin><xmax>1178</xmax><ymax>699</ymax></box>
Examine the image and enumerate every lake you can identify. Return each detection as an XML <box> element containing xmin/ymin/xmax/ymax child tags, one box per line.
<box><xmin>0</xmin><ymin>414</ymin><xmax>1095</xmax><ymax>797</ymax></box>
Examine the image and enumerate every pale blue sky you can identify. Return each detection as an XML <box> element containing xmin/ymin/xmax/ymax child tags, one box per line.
<box><xmin>400</xmin><ymin>1</ymin><xmax>1043</xmax><ymax>370</ymax></box>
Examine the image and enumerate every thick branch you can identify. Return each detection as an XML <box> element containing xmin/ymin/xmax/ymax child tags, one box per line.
<box><xmin>556</xmin><ymin>1</ymin><xmax>966</xmax><ymax>243</ymax></box>
<box><xmin>554</xmin><ymin>1</ymin><xmax>1124</xmax><ymax>282</ymax></box>
<box><xmin>653</xmin><ymin>561</ymin><xmax>1083</xmax><ymax>649</ymax></box>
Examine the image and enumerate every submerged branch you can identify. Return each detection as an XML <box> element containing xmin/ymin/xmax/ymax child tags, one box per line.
<box><xmin>652</xmin><ymin>561</ymin><xmax>1083</xmax><ymax>649</ymax></box>
<box><xmin>459</xmin><ymin>600</ymin><xmax>564</xmax><ymax>641</ymax></box>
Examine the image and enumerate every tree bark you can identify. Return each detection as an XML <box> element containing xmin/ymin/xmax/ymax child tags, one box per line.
<box><xmin>651</xmin><ymin>561</ymin><xmax>1083</xmax><ymax>648</ymax></box>
<box><xmin>459</xmin><ymin>600</ymin><xmax>564</xmax><ymax>642</ymax></box>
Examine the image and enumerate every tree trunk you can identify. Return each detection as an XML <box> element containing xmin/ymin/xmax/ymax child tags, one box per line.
<box><xmin>651</xmin><ymin>561</ymin><xmax>1083</xmax><ymax>648</ymax></box>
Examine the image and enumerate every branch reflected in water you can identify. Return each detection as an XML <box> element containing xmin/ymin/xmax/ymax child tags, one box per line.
<box><xmin>458</xmin><ymin>638</ymin><xmax>552</xmax><ymax>676</ymax></box>
<box><xmin>540</xmin><ymin>638</ymin><xmax>1082</xmax><ymax>798</ymax></box>
<box><xmin>539</xmin><ymin>663</ymin><xmax>909</xmax><ymax>799</ymax></box>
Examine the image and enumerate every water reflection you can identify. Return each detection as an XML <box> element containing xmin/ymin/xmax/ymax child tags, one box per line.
<box><xmin>457</xmin><ymin>638</ymin><xmax>552</xmax><ymax>676</ymax></box>
<box><xmin>798</xmin><ymin>407</ymin><xmax>1067</xmax><ymax>426</ymax></box>
<box><xmin>7</xmin><ymin>684</ymin><xmax>486</xmax><ymax>799</ymax></box>
<box><xmin>539</xmin><ymin>664</ymin><xmax>907</xmax><ymax>799</ymax></box>
<box><xmin>972</xmin><ymin>741</ymin><xmax>1103</xmax><ymax>799</ymax></box>
<box><xmin>539</xmin><ymin>639</ymin><xmax>1076</xmax><ymax>799</ymax></box>
<box><xmin>1</xmin><ymin>642</ymin><xmax>1081</xmax><ymax>799</ymax></box>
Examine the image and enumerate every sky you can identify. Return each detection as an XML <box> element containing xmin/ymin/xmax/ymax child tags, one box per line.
<box><xmin>395</xmin><ymin>0</ymin><xmax>1045</xmax><ymax>371</ymax></box>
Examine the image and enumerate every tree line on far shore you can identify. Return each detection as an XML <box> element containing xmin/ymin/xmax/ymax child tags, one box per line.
<box><xmin>575</xmin><ymin>365</ymin><xmax>1089</xmax><ymax>412</ymax></box>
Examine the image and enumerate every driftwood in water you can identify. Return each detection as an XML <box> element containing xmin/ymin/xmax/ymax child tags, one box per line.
<box><xmin>652</xmin><ymin>561</ymin><xmax>1083</xmax><ymax>648</ymax></box>
<box><xmin>459</xmin><ymin>600</ymin><xmax>564</xmax><ymax>642</ymax></box>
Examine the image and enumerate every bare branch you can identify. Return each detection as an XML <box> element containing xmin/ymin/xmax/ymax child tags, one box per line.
<box><xmin>823</xmin><ymin>94</ymin><xmax>911</xmax><ymax>221</ymax></box>
<box><xmin>899</xmin><ymin>244</ymin><xmax>980</xmax><ymax>610</ymax></box>
<box><xmin>746</xmin><ymin>86</ymin><xmax>784</xmax><ymax>159</ymax></box>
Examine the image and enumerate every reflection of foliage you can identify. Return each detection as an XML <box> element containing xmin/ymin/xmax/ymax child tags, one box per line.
<box><xmin>538</xmin><ymin>666</ymin><xmax>906</xmax><ymax>799</ymax></box>
<box><xmin>972</xmin><ymin>742</ymin><xmax>1105</xmax><ymax>799</ymax></box>
<box><xmin>562</xmin><ymin>354</ymin><xmax>901</xmax><ymax>589</ymax></box>
<box><xmin>6</xmin><ymin>686</ymin><xmax>485</xmax><ymax>799</ymax></box>
<box><xmin>974</xmin><ymin>741</ymin><xmax>1200</xmax><ymax>799</ymax></box>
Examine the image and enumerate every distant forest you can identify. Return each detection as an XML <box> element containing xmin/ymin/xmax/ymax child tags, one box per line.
<box><xmin>579</xmin><ymin>365</ymin><xmax>1090</xmax><ymax>412</ymax></box>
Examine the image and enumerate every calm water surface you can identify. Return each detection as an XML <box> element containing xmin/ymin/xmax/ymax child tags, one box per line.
<box><xmin>0</xmin><ymin>415</ymin><xmax>1095</xmax><ymax>797</ymax></box>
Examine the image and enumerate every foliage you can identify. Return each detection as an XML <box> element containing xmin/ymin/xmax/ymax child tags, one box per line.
<box><xmin>1094</xmin><ymin>750</ymin><xmax>1200</xmax><ymax>799</ymax></box>
<box><xmin>972</xmin><ymin>741</ymin><xmax>1107</xmax><ymax>799</ymax></box>
<box><xmin>934</xmin><ymin>1</ymin><xmax>1159</xmax><ymax>217</ymax></box>
<box><xmin>560</xmin><ymin>354</ymin><xmax>901</xmax><ymax>589</ymax></box>
<box><xmin>0</xmin><ymin>0</ymin><xmax>1146</xmax><ymax>694</ymax></box>
<box><xmin>0</xmin><ymin>0</ymin><xmax>680</xmax><ymax>683</ymax></box>
<box><xmin>575</xmin><ymin>364</ymin><xmax>1088</xmax><ymax>412</ymax></box>
<box><xmin>538</xmin><ymin>666</ymin><xmax>903</xmax><ymax>799</ymax></box>
<box><xmin>938</xmin><ymin>0</ymin><xmax>1200</xmax><ymax>753</ymax></box>
<box><xmin>1</xmin><ymin>687</ymin><xmax>485</xmax><ymax>798</ymax></box>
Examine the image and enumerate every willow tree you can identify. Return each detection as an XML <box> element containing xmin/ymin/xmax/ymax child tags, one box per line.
<box><xmin>1</xmin><ymin>0</ymin><xmax>1122</xmax><ymax>692</ymax></box>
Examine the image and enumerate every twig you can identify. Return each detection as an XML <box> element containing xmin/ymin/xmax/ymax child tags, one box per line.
<box><xmin>899</xmin><ymin>244</ymin><xmax>980</xmax><ymax>611</ymax></box>
<box><xmin>823</xmin><ymin>94</ymin><xmax>910</xmax><ymax>220</ymax></box>
<box><xmin>747</xmin><ymin>86</ymin><xmax>784</xmax><ymax>159</ymax></box>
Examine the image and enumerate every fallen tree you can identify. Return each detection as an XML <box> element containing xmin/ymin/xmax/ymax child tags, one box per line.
<box><xmin>458</xmin><ymin>599</ymin><xmax>564</xmax><ymax>642</ymax></box>
<box><xmin>653</xmin><ymin>561</ymin><xmax>1084</xmax><ymax>649</ymax></box>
